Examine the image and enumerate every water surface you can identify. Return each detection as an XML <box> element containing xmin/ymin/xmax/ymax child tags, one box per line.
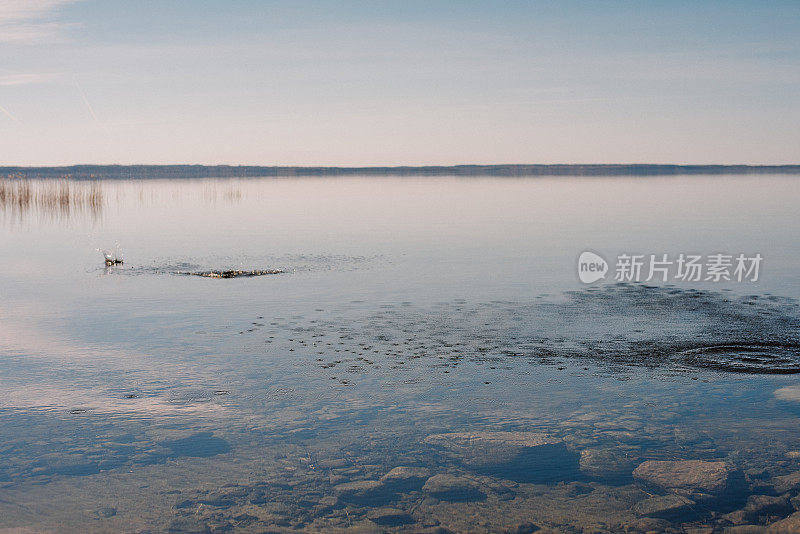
<box><xmin>1</xmin><ymin>175</ymin><xmax>800</xmax><ymax>533</ymax></box>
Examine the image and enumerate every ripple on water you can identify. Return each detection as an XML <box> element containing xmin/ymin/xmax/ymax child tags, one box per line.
<box><xmin>274</xmin><ymin>284</ymin><xmax>800</xmax><ymax>377</ymax></box>
<box><xmin>677</xmin><ymin>343</ymin><xmax>800</xmax><ymax>374</ymax></box>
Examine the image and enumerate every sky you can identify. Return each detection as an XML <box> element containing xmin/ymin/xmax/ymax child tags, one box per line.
<box><xmin>0</xmin><ymin>0</ymin><xmax>798</xmax><ymax>166</ymax></box>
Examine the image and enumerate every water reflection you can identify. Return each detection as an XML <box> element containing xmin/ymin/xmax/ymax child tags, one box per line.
<box><xmin>0</xmin><ymin>178</ymin><xmax>104</xmax><ymax>222</ymax></box>
<box><xmin>2</xmin><ymin>176</ymin><xmax>800</xmax><ymax>532</ymax></box>
<box><xmin>0</xmin><ymin>178</ymin><xmax>250</xmax><ymax>226</ymax></box>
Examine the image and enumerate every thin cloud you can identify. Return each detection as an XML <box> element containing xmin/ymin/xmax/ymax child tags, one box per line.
<box><xmin>0</xmin><ymin>0</ymin><xmax>81</xmax><ymax>44</ymax></box>
<box><xmin>0</xmin><ymin>73</ymin><xmax>59</xmax><ymax>86</ymax></box>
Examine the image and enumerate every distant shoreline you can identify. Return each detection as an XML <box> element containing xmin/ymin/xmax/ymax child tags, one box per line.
<box><xmin>1</xmin><ymin>164</ymin><xmax>799</xmax><ymax>180</ymax></box>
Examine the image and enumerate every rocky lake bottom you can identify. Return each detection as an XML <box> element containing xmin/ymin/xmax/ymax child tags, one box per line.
<box><xmin>2</xmin><ymin>284</ymin><xmax>800</xmax><ymax>533</ymax></box>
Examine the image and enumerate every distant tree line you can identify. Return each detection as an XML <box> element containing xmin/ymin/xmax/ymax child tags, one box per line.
<box><xmin>1</xmin><ymin>164</ymin><xmax>799</xmax><ymax>180</ymax></box>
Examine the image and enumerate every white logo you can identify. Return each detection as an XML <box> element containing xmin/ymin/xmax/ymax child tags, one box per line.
<box><xmin>578</xmin><ymin>251</ymin><xmax>608</xmax><ymax>283</ymax></box>
<box><xmin>575</xmin><ymin>250</ymin><xmax>763</xmax><ymax>284</ymax></box>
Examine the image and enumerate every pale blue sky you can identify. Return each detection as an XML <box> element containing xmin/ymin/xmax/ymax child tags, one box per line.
<box><xmin>1</xmin><ymin>1</ymin><xmax>798</xmax><ymax>165</ymax></box>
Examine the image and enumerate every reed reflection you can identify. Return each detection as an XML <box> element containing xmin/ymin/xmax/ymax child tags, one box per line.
<box><xmin>0</xmin><ymin>178</ymin><xmax>104</xmax><ymax>223</ymax></box>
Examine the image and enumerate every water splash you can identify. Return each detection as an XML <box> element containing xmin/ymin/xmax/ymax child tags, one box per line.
<box><xmin>99</xmin><ymin>245</ymin><xmax>123</xmax><ymax>266</ymax></box>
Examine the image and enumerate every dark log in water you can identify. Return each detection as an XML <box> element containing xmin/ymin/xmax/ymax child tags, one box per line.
<box><xmin>179</xmin><ymin>269</ymin><xmax>283</xmax><ymax>278</ymax></box>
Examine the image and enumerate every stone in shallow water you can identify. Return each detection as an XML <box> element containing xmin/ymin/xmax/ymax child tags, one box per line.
<box><xmin>380</xmin><ymin>466</ymin><xmax>431</xmax><ymax>482</ymax></box>
<box><xmin>423</xmin><ymin>431</ymin><xmax>577</xmax><ymax>483</ymax></box>
<box><xmin>579</xmin><ymin>448</ymin><xmax>638</xmax><ymax>483</ymax></box>
<box><xmin>334</xmin><ymin>480</ymin><xmax>382</xmax><ymax>494</ymax></box>
<box><xmin>422</xmin><ymin>474</ymin><xmax>485</xmax><ymax>502</ymax></box>
<box><xmin>771</xmin><ymin>471</ymin><xmax>800</xmax><ymax>494</ymax></box>
<box><xmin>632</xmin><ymin>460</ymin><xmax>730</xmax><ymax>495</ymax></box>
<box><xmin>167</xmin><ymin>517</ymin><xmax>209</xmax><ymax>533</ymax></box>
<box><xmin>366</xmin><ymin>507</ymin><xmax>415</xmax><ymax>527</ymax></box>
<box><xmin>622</xmin><ymin>518</ymin><xmax>672</xmax><ymax>532</ymax></box>
<box><xmin>423</xmin><ymin>431</ymin><xmax>562</xmax><ymax>460</ymax></box>
<box><xmin>726</xmin><ymin>527</ymin><xmax>767</xmax><ymax>534</ymax></box>
<box><xmin>48</xmin><ymin>460</ymin><xmax>102</xmax><ymax>477</ymax></box>
<box><xmin>379</xmin><ymin>466</ymin><xmax>430</xmax><ymax>493</ymax></box>
<box><xmin>333</xmin><ymin>480</ymin><xmax>391</xmax><ymax>506</ymax></box>
<box><xmin>632</xmin><ymin>494</ymin><xmax>695</xmax><ymax>518</ymax></box>
<box><xmin>723</xmin><ymin>495</ymin><xmax>794</xmax><ymax>525</ymax></box>
<box><xmin>509</xmin><ymin>522</ymin><xmax>540</xmax><ymax>534</ymax></box>
<box><xmin>160</xmin><ymin>432</ymin><xmax>231</xmax><ymax>458</ymax></box>
<box><xmin>767</xmin><ymin>511</ymin><xmax>800</xmax><ymax>533</ymax></box>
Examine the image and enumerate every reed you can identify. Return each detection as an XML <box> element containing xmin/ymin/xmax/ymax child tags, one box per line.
<box><xmin>0</xmin><ymin>178</ymin><xmax>104</xmax><ymax>218</ymax></box>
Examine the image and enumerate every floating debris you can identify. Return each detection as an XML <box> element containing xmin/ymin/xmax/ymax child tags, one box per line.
<box><xmin>180</xmin><ymin>269</ymin><xmax>283</xmax><ymax>278</ymax></box>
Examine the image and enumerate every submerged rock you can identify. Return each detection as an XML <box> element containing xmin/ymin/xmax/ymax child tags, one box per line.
<box><xmin>771</xmin><ymin>471</ymin><xmax>800</xmax><ymax>494</ymax></box>
<box><xmin>632</xmin><ymin>494</ymin><xmax>695</xmax><ymax>517</ymax></box>
<box><xmin>423</xmin><ymin>431</ymin><xmax>561</xmax><ymax>460</ymax></box>
<box><xmin>508</xmin><ymin>522</ymin><xmax>540</xmax><ymax>534</ymax></box>
<box><xmin>366</xmin><ymin>507</ymin><xmax>415</xmax><ymax>527</ymax></box>
<box><xmin>333</xmin><ymin>480</ymin><xmax>390</xmax><ymax>505</ymax></box>
<box><xmin>623</xmin><ymin>518</ymin><xmax>673</xmax><ymax>532</ymax></box>
<box><xmin>167</xmin><ymin>517</ymin><xmax>210</xmax><ymax>533</ymax></box>
<box><xmin>379</xmin><ymin>466</ymin><xmax>430</xmax><ymax>493</ymax></box>
<box><xmin>723</xmin><ymin>495</ymin><xmax>794</xmax><ymax>526</ymax></box>
<box><xmin>767</xmin><ymin>511</ymin><xmax>800</xmax><ymax>533</ymax></box>
<box><xmin>422</xmin><ymin>474</ymin><xmax>485</xmax><ymax>502</ymax></box>
<box><xmin>725</xmin><ymin>527</ymin><xmax>767</xmax><ymax>534</ymax></box>
<box><xmin>333</xmin><ymin>479</ymin><xmax>382</xmax><ymax>494</ymax></box>
<box><xmin>579</xmin><ymin>448</ymin><xmax>638</xmax><ymax>483</ymax></box>
<box><xmin>632</xmin><ymin>460</ymin><xmax>730</xmax><ymax>495</ymax></box>
<box><xmin>423</xmin><ymin>431</ymin><xmax>576</xmax><ymax>483</ymax></box>
<box><xmin>160</xmin><ymin>432</ymin><xmax>231</xmax><ymax>458</ymax></box>
<box><xmin>380</xmin><ymin>466</ymin><xmax>431</xmax><ymax>482</ymax></box>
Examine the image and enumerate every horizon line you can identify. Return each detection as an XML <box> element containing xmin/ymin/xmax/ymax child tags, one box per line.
<box><xmin>2</xmin><ymin>163</ymin><xmax>800</xmax><ymax>168</ymax></box>
<box><xmin>2</xmin><ymin>163</ymin><xmax>799</xmax><ymax>179</ymax></box>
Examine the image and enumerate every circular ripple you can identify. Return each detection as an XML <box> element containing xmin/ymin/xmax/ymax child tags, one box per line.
<box><xmin>678</xmin><ymin>343</ymin><xmax>800</xmax><ymax>374</ymax></box>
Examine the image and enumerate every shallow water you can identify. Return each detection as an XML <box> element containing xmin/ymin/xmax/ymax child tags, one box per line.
<box><xmin>1</xmin><ymin>175</ymin><xmax>800</xmax><ymax>533</ymax></box>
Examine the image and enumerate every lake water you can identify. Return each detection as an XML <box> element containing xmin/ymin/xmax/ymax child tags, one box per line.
<box><xmin>1</xmin><ymin>175</ymin><xmax>800</xmax><ymax>533</ymax></box>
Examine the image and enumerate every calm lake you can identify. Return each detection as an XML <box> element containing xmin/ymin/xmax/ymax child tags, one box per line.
<box><xmin>1</xmin><ymin>175</ymin><xmax>800</xmax><ymax>533</ymax></box>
